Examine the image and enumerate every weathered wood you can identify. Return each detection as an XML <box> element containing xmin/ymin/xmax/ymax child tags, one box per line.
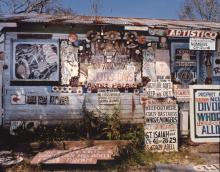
<box><xmin>31</xmin><ymin>140</ymin><xmax>130</xmax><ymax>165</ymax></box>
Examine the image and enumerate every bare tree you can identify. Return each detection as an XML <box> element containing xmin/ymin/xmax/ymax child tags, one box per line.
<box><xmin>179</xmin><ymin>0</ymin><xmax>220</xmax><ymax>22</ymax></box>
<box><xmin>90</xmin><ymin>0</ymin><xmax>102</xmax><ymax>16</ymax></box>
<box><xmin>0</xmin><ymin>0</ymin><xmax>76</xmax><ymax>15</ymax></box>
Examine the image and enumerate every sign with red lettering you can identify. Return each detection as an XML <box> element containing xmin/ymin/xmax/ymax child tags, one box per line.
<box><xmin>173</xmin><ymin>84</ymin><xmax>190</xmax><ymax>102</ymax></box>
<box><xmin>190</xmin><ymin>85</ymin><xmax>220</xmax><ymax>143</ymax></box>
<box><xmin>167</xmin><ymin>29</ymin><xmax>218</xmax><ymax>39</ymax></box>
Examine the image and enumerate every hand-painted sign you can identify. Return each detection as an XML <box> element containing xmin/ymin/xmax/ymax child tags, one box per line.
<box><xmin>144</xmin><ymin>99</ymin><xmax>178</xmax><ymax>152</ymax></box>
<box><xmin>155</xmin><ymin>49</ymin><xmax>170</xmax><ymax>76</ymax></box>
<box><xmin>10</xmin><ymin>94</ymin><xmax>25</xmax><ymax>105</ymax></box>
<box><xmin>190</xmin><ymin>85</ymin><xmax>220</xmax><ymax>143</ymax></box>
<box><xmin>124</xmin><ymin>26</ymin><xmax>148</xmax><ymax>31</ymax></box>
<box><xmin>167</xmin><ymin>29</ymin><xmax>218</xmax><ymax>39</ymax></box>
<box><xmin>143</xmin><ymin>76</ymin><xmax>173</xmax><ymax>98</ymax></box>
<box><xmin>88</xmin><ymin>65</ymin><xmax>135</xmax><ymax>86</ymax></box>
<box><xmin>142</xmin><ymin>50</ymin><xmax>156</xmax><ymax>81</ymax></box>
<box><xmin>190</xmin><ymin>38</ymin><xmax>216</xmax><ymax>50</ymax></box>
<box><xmin>173</xmin><ymin>84</ymin><xmax>190</xmax><ymax>102</ymax></box>
<box><xmin>174</xmin><ymin>49</ymin><xmax>197</xmax><ymax>85</ymax></box>
<box><xmin>97</xmin><ymin>89</ymin><xmax>120</xmax><ymax>105</ymax></box>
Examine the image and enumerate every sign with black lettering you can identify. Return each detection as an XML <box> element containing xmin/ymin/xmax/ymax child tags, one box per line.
<box><xmin>190</xmin><ymin>85</ymin><xmax>220</xmax><ymax>142</ymax></box>
<box><xmin>97</xmin><ymin>89</ymin><xmax>120</xmax><ymax>105</ymax></box>
<box><xmin>190</xmin><ymin>38</ymin><xmax>216</xmax><ymax>50</ymax></box>
<box><xmin>143</xmin><ymin>76</ymin><xmax>173</xmax><ymax>98</ymax></box>
<box><xmin>144</xmin><ymin>99</ymin><xmax>178</xmax><ymax>152</ymax></box>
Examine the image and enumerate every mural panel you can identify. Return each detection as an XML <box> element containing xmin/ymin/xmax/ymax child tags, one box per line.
<box><xmin>79</xmin><ymin>30</ymin><xmax>143</xmax><ymax>90</ymax></box>
<box><xmin>13</xmin><ymin>41</ymin><xmax>59</xmax><ymax>81</ymax></box>
<box><xmin>60</xmin><ymin>40</ymin><xmax>79</xmax><ymax>85</ymax></box>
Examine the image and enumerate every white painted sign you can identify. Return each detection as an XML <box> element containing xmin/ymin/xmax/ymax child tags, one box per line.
<box><xmin>193</xmin><ymin>164</ymin><xmax>219</xmax><ymax>172</ymax></box>
<box><xmin>124</xmin><ymin>26</ymin><xmax>148</xmax><ymax>31</ymax></box>
<box><xmin>88</xmin><ymin>65</ymin><xmax>135</xmax><ymax>85</ymax></box>
<box><xmin>10</xmin><ymin>94</ymin><xmax>26</xmax><ymax>105</ymax></box>
<box><xmin>190</xmin><ymin>85</ymin><xmax>220</xmax><ymax>143</ymax></box>
<box><xmin>173</xmin><ymin>84</ymin><xmax>190</xmax><ymax>102</ymax></box>
<box><xmin>97</xmin><ymin>89</ymin><xmax>120</xmax><ymax>105</ymax></box>
<box><xmin>142</xmin><ymin>50</ymin><xmax>156</xmax><ymax>81</ymax></box>
<box><xmin>155</xmin><ymin>49</ymin><xmax>170</xmax><ymax>76</ymax></box>
<box><xmin>143</xmin><ymin>76</ymin><xmax>173</xmax><ymax>98</ymax></box>
<box><xmin>189</xmin><ymin>38</ymin><xmax>216</xmax><ymax>50</ymax></box>
<box><xmin>144</xmin><ymin>99</ymin><xmax>178</xmax><ymax>152</ymax></box>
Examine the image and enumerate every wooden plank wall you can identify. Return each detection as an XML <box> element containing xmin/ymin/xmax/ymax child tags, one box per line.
<box><xmin>3</xmin><ymin>32</ymin><xmax>145</xmax><ymax>125</ymax></box>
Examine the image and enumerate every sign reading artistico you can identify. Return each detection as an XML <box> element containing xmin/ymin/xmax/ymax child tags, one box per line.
<box><xmin>167</xmin><ymin>29</ymin><xmax>218</xmax><ymax>39</ymax></box>
<box><xmin>144</xmin><ymin>99</ymin><xmax>178</xmax><ymax>152</ymax></box>
<box><xmin>190</xmin><ymin>85</ymin><xmax>220</xmax><ymax>143</ymax></box>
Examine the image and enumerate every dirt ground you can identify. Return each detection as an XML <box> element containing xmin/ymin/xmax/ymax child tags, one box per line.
<box><xmin>1</xmin><ymin>142</ymin><xmax>219</xmax><ymax>172</ymax></box>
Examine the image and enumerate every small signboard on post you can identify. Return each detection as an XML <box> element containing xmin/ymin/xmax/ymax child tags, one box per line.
<box><xmin>190</xmin><ymin>85</ymin><xmax>220</xmax><ymax>143</ymax></box>
<box><xmin>144</xmin><ymin>99</ymin><xmax>178</xmax><ymax>152</ymax></box>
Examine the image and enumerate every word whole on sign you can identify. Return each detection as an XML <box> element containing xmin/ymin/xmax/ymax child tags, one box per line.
<box><xmin>144</xmin><ymin>99</ymin><xmax>178</xmax><ymax>152</ymax></box>
<box><xmin>190</xmin><ymin>85</ymin><xmax>220</xmax><ymax>143</ymax></box>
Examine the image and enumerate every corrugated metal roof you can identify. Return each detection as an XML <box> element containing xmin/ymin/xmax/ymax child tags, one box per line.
<box><xmin>0</xmin><ymin>13</ymin><xmax>220</xmax><ymax>30</ymax></box>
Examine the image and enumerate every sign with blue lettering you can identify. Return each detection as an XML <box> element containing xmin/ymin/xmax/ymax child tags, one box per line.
<box><xmin>190</xmin><ymin>85</ymin><xmax>220</xmax><ymax>142</ymax></box>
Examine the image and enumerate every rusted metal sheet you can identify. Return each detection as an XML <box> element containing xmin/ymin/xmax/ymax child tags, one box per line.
<box><xmin>0</xmin><ymin>14</ymin><xmax>220</xmax><ymax>30</ymax></box>
<box><xmin>31</xmin><ymin>144</ymin><xmax>120</xmax><ymax>165</ymax></box>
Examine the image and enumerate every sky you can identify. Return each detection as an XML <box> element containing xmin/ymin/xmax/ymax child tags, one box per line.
<box><xmin>60</xmin><ymin>0</ymin><xmax>185</xmax><ymax>20</ymax></box>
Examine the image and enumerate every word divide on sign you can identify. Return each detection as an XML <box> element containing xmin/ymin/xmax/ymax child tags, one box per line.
<box><xmin>190</xmin><ymin>85</ymin><xmax>220</xmax><ymax>143</ymax></box>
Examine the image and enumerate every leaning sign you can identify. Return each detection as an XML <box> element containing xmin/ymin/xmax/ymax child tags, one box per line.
<box><xmin>144</xmin><ymin>99</ymin><xmax>178</xmax><ymax>152</ymax></box>
<box><xmin>189</xmin><ymin>38</ymin><xmax>216</xmax><ymax>50</ymax></box>
<box><xmin>190</xmin><ymin>85</ymin><xmax>220</xmax><ymax>143</ymax></box>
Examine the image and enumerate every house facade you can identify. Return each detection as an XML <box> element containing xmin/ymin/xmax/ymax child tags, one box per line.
<box><xmin>0</xmin><ymin>14</ymin><xmax>219</xmax><ymax>145</ymax></box>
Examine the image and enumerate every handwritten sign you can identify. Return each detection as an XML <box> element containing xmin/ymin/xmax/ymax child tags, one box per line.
<box><xmin>173</xmin><ymin>84</ymin><xmax>190</xmax><ymax>102</ymax></box>
<box><xmin>155</xmin><ymin>50</ymin><xmax>170</xmax><ymax>76</ymax></box>
<box><xmin>88</xmin><ymin>65</ymin><xmax>135</xmax><ymax>85</ymax></box>
<box><xmin>143</xmin><ymin>76</ymin><xmax>173</xmax><ymax>98</ymax></box>
<box><xmin>124</xmin><ymin>26</ymin><xmax>148</xmax><ymax>31</ymax></box>
<box><xmin>142</xmin><ymin>50</ymin><xmax>156</xmax><ymax>81</ymax></box>
<box><xmin>144</xmin><ymin>99</ymin><xmax>178</xmax><ymax>152</ymax></box>
<box><xmin>97</xmin><ymin>89</ymin><xmax>120</xmax><ymax>105</ymax></box>
<box><xmin>190</xmin><ymin>38</ymin><xmax>216</xmax><ymax>50</ymax></box>
<box><xmin>190</xmin><ymin>85</ymin><xmax>220</xmax><ymax>143</ymax></box>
